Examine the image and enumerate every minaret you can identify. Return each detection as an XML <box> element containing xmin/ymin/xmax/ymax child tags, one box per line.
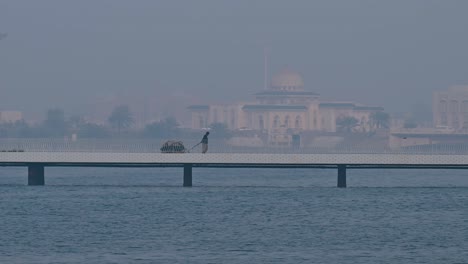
<box><xmin>264</xmin><ymin>47</ymin><xmax>270</xmax><ymax>90</ymax></box>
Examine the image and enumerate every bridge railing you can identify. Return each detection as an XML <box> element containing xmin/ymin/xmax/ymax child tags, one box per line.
<box><xmin>1</xmin><ymin>138</ymin><xmax>468</xmax><ymax>155</ymax></box>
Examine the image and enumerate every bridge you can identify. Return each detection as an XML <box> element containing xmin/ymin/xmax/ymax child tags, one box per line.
<box><xmin>1</xmin><ymin>138</ymin><xmax>468</xmax><ymax>187</ymax></box>
<box><xmin>2</xmin><ymin>148</ymin><xmax>468</xmax><ymax>187</ymax></box>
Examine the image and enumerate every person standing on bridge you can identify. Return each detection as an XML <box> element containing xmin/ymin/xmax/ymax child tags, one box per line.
<box><xmin>201</xmin><ymin>131</ymin><xmax>209</xmax><ymax>153</ymax></box>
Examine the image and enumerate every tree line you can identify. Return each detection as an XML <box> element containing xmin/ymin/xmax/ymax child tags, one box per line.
<box><xmin>0</xmin><ymin>105</ymin><xmax>230</xmax><ymax>139</ymax></box>
<box><xmin>335</xmin><ymin>112</ymin><xmax>390</xmax><ymax>133</ymax></box>
<box><xmin>1</xmin><ymin>105</ymin><xmax>395</xmax><ymax>138</ymax></box>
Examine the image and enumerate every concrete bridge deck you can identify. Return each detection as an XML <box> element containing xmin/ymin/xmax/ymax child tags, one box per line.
<box><xmin>1</xmin><ymin>152</ymin><xmax>468</xmax><ymax>187</ymax></box>
<box><xmin>1</xmin><ymin>152</ymin><xmax>468</xmax><ymax>167</ymax></box>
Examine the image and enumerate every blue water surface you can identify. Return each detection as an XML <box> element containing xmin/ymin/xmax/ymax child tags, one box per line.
<box><xmin>0</xmin><ymin>167</ymin><xmax>467</xmax><ymax>263</ymax></box>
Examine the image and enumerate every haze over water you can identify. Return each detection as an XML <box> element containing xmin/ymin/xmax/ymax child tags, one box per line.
<box><xmin>2</xmin><ymin>1</ymin><xmax>468</xmax><ymax>263</ymax></box>
<box><xmin>1</xmin><ymin>167</ymin><xmax>467</xmax><ymax>263</ymax></box>
<box><xmin>2</xmin><ymin>1</ymin><xmax>468</xmax><ymax>117</ymax></box>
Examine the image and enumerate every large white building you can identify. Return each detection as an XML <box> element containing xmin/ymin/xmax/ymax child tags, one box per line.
<box><xmin>0</xmin><ymin>111</ymin><xmax>23</xmax><ymax>123</ymax></box>
<box><xmin>189</xmin><ymin>69</ymin><xmax>383</xmax><ymax>141</ymax></box>
<box><xmin>433</xmin><ymin>85</ymin><xmax>468</xmax><ymax>131</ymax></box>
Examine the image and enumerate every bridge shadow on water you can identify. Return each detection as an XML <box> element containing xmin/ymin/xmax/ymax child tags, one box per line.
<box><xmin>0</xmin><ymin>167</ymin><xmax>467</xmax><ymax>188</ymax></box>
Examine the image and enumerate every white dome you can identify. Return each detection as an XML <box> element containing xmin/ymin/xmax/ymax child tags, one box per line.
<box><xmin>270</xmin><ymin>69</ymin><xmax>304</xmax><ymax>91</ymax></box>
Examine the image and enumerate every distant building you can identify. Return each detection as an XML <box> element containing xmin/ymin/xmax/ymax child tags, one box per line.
<box><xmin>188</xmin><ymin>68</ymin><xmax>384</xmax><ymax>143</ymax></box>
<box><xmin>433</xmin><ymin>85</ymin><xmax>468</xmax><ymax>131</ymax></box>
<box><xmin>0</xmin><ymin>111</ymin><xmax>22</xmax><ymax>123</ymax></box>
<box><xmin>84</xmin><ymin>92</ymin><xmax>197</xmax><ymax>129</ymax></box>
<box><xmin>389</xmin><ymin>85</ymin><xmax>468</xmax><ymax>149</ymax></box>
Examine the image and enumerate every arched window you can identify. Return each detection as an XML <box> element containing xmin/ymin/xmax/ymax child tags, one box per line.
<box><xmin>312</xmin><ymin>111</ymin><xmax>317</xmax><ymax>128</ymax></box>
<box><xmin>450</xmin><ymin>100</ymin><xmax>458</xmax><ymax>113</ymax></box>
<box><xmin>284</xmin><ymin>116</ymin><xmax>290</xmax><ymax>128</ymax></box>
<box><xmin>440</xmin><ymin>100</ymin><xmax>447</xmax><ymax>112</ymax></box>
<box><xmin>273</xmin><ymin>115</ymin><xmax>280</xmax><ymax>128</ymax></box>
<box><xmin>199</xmin><ymin>117</ymin><xmax>204</xmax><ymax>128</ymax></box>
<box><xmin>462</xmin><ymin>101</ymin><xmax>468</xmax><ymax>112</ymax></box>
<box><xmin>295</xmin><ymin>116</ymin><xmax>302</xmax><ymax>129</ymax></box>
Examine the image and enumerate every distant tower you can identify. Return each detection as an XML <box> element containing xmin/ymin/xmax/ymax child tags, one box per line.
<box><xmin>264</xmin><ymin>47</ymin><xmax>270</xmax><ymax>90</ymax></box>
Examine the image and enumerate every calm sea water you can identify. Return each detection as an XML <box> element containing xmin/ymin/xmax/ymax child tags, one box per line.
<box><xmin>0</xmin><ymin>167</ymin><xmax>467</xmax><ymax>263</ymax></box>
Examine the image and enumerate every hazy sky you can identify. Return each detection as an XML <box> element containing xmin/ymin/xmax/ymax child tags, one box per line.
<box><xmin>1</xmin><ymin>0</ymin><xmax>468</xmax><ymax>117</ymax></box>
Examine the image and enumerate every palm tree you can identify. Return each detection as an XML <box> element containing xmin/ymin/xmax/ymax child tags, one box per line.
<box><xmin>43</xmin><ymin>108</ymin><xmax>68</xmax><ymax>137</ymax></box>
<box><xmin>144</xmin><ymin>117</ymin><xmax>180</xmax><ymax>138</ymax></box>
<box><xmin>369</xmin><ymin>111</ymin><xmax>390</xmax><ymax>130</ymax></box>
<box><xmin>336</xmin><ymin>116</ymin><xmax>359</xmax><ymax>133</ymax></box>
<box><xmin>108</xmin><ymin>105</ymin><xmax>134</xmax><ymax>134</ymax></box>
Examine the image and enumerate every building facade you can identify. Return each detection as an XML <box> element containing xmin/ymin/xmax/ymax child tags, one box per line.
<box><xmin>189</xmin><ymin>69</ymin><xmax>384</xmax><ymax>142</ymax></box>
<box><xmin>0</xmin><ymin>111</ymin><xmax>23</xmax><ymax>123</ymax></box>
<box><xmin>433</xmin><ymin>85</ymin><xmax>468</xmax><ymax>131</ymax></box>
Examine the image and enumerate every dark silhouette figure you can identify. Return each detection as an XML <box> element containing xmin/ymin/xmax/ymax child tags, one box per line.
<box><xmin>201</xmin><ymin>132</ymin><xmax>209</xmax><ymax>153</ymax></box>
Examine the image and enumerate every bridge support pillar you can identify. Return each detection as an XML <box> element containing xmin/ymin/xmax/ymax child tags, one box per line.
<box><xmin>183</xmin><ymin>164</ymin><xmax>192</xmax><ymax>187</ymax></box>
<box><xmin>337</xmin><ymin>164</ymin><xmax>346</xmax><ymax>188</ymax></box>
<box><xmin>28</xmin><ymin>164</ymin><xmax>45</xmax><ymax>186</ymax></box>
